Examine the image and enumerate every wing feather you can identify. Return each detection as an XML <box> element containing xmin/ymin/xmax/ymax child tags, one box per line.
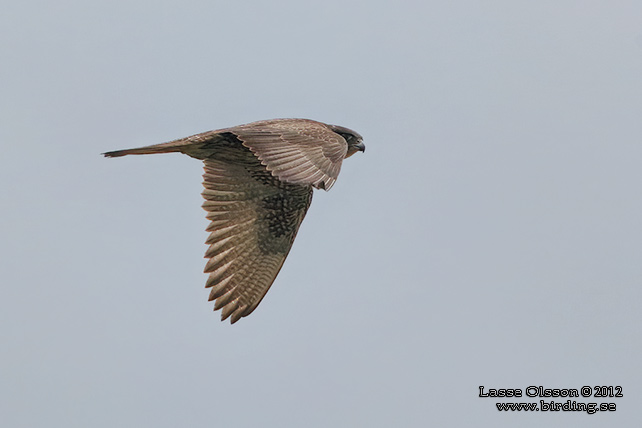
<box><xmin>201</xmin><ymin>158</ymin><xmax>312</xmax><ymax>323</ymax></box>
<box><xmin>229</xmin><ymin>119</ymin><xmax>348</xmax><ymax>190</ymax></box>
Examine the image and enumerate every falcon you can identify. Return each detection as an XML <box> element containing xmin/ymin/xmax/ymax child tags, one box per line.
<box><xmin>104</xmin><ymin>118</ymin><xmax>365</xmax><ymax>324</ymax></box>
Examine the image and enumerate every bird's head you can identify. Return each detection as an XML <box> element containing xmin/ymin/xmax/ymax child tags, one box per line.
<box><xmin>329</xmin><ymin>124</ymin><xmax>365</xmax><ymax>158</ymax></box>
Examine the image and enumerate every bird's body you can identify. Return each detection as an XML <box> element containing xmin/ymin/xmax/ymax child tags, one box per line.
<box><xmin>104</xmin><ymin>118</ymin><xmax>364</xmax><ymax>323</ymax></box>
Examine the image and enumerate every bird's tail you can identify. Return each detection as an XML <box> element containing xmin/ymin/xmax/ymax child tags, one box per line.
<box><xmin>102</xmin><ymin>141</ymin><xmax>188</xmax><ymax>158</ymax></box>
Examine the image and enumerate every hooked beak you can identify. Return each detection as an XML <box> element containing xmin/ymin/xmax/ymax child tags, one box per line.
<box><xmin>354</xmin><ymin>140</ymin><xmax>365</xmax><ymax>153</ymax></box>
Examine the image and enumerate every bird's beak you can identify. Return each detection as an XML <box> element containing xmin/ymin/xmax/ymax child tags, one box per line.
<box><xmin>345</xmin><ymin>139</ymin><xmax>365</xmax><ymax>158</ymax></box>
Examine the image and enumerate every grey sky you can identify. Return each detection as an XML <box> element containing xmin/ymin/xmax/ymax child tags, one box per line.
<box><xmin>2</xmin><ymin>1</ymin><xmax>641</xmax><ymax>427</ymax></box>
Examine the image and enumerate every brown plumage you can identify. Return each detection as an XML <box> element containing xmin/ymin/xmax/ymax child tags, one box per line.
<box><xmin>104</xmin><ymin>118</ymin><xmax>365</xmax><ymax>324</ymax></box>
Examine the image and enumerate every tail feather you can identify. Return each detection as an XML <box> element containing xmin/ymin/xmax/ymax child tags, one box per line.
<box><xmin>103</xmin><ymin>141</ymin><xmax>187</xmax><ymax>158</ymax></box>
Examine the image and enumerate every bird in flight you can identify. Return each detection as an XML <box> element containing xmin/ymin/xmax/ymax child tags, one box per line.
<box><xmin>104</xmin><ymin>118</ymin><xmax>365</xmax><ymax>324</ymax></box>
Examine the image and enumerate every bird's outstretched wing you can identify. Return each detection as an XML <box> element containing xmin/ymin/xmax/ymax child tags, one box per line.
<box><xmin>201</xmin><ymin>157</ymin><xmax>313</xmax><ymax>324</ymax></box>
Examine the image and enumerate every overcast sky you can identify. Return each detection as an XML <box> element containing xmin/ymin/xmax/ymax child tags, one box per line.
<box><xmin>2</xmin><ymin>1</ymin><xmax>641</xmax><ymax>427</ymax></box>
